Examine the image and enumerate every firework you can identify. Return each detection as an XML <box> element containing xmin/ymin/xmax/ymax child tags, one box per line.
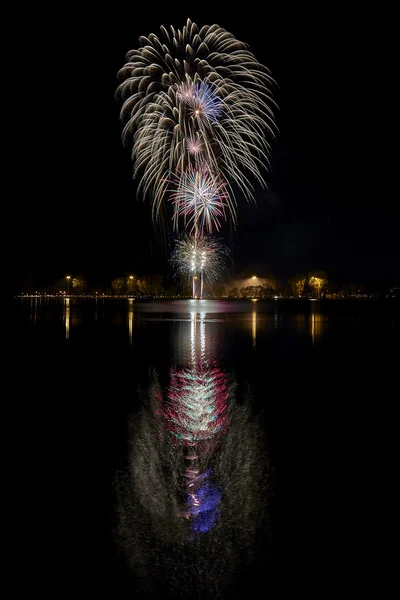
<box><xmin>186</xmin><ymin>135</ymin><xmax>203</xmax><ymax>156</ymax></box>
<box><xmin>170</xmin><ymin>235</ymin><xmax>230</xmax><ymax>282</ymax></box>
<box><xmin>116</xmin><ymin>19</ymin><xmax>277</xmax><ymax>221</ymax></box>
<box><xmin>188</xmin><ymin>81</ymin><xmax>223</xmax><ymax>123</ymax></box>
<box><xmin>170</xmin><ymin>163</ymin><xmax>233</xmax><ymax>234</ymax></box>
<box><xmin>170</xmin><ymin>234</ymin><xmax>230</xmax><ymax>298</ymax></box>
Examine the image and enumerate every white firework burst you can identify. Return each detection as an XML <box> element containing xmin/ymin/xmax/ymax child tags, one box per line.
<box><xmin>169</xmin><ymin>163</ymin><xmax>233</xmax><ymax>234</ymax></box>
<box><xmin>170</xmin><ymin>234</ymin><xmax>230</xmax><ymax>284</ymax></box>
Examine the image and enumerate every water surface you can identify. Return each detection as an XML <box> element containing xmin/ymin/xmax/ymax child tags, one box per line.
<box><xmin>13</xmin><ymin>298</ymin><xmax>399</xmax><ymax>597</ymax></box>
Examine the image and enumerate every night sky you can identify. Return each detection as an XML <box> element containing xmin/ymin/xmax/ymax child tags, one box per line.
<box><xmin>15</xmin><ymin>4</ymin><xmax>398</xmax><ymax>292</ymax></box>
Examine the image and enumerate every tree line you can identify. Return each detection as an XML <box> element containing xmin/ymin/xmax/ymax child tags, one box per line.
<box><xmin>66</xmin><ymin>273</ymin><xmax>174</xmax><ymax>297</ymax></box>
<box><xmin>37</xmin><ymin>269</ymin><xmax>392</xmax><ymax>298</ymax></box>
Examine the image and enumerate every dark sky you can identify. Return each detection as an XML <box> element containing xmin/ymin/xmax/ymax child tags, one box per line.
<box><xmin>15</xmin><ymin>3</ymin><xmax>399</xmax><ymax>291</ymax></box>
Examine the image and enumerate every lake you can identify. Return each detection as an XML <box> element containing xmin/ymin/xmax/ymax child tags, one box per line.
<box><xmin>13</xmin><ymin>298</ymin><xmax>399</xmax><ymax>597</ymax></box>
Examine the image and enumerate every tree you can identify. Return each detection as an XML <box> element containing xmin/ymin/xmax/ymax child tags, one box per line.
<box><xmin>209</xmin><ymin>282</ymin><xmax>226</xmax><ymax>298</ymax></box>
<box><xmin>137</xmin><ymin>277</ymin><xmax>150</xmax><ymax>296</ymax></box>
<box><xmin>289</xmin><ymin>274</ymin><xmax>307</xmax><ymax>298</ymax></box>
<box><xmin>149</xmin><ymin>274</ymin><xmax>164</xmax><ymax>296</ymax></box>
<box><xmin>227</xmin><ymin>287</ymin><xmax>239</xmax><ymax>298</ymax></box>
<box><xmin>165</xmin><ymin>284</ymin><xmax>177</xmax><ymax>297</ymax></box>
<box><xmin>72</xmin><ymin>274</ymin><xmax>88</xmax><ymax>294</ymax></box>
<box><xmin>127</xmin><ymin>275</ymin><xmax>139</xmax><ymax>295</ymax></box>
<box><xmin>263</xmin><ymin>274</ymin><xmax>276</xmax><ymax>295</ymax></box>
<box><xmin>112</xmin><ymin>277</ymin><xmax>126</xmax><ymax>296</ymax></box>
<box><xmin>261</xmin><ymin>283</ymin><xmax>276</xmax><ymax>297</ymax></box>
<box><xmin>309</xmin><ymin>271</ymin><xmax>328</xmax><ymax>298</ymax></box>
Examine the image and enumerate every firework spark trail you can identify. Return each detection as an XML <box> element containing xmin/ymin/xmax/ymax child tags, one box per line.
<box><xmin>116</xmin><ymin>18</ymin><xmax>277</xmax><ymax>223</ymax></box>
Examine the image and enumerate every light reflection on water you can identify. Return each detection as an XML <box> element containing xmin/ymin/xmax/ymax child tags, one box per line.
<box><xmin>64</xmin><ymin>297</ymin><xmax>70</xmax><ymax>340</ymax></box>
<box><xmin>310</xmin><ymin>300</ymin><xmax>323</xmax><ymax>344</ymax></box>
<box><xmin>18</xmin><ymin>298</ymin><xmax>399</xmax><ymax>355</ymax></box>
<box><xmin>252</xmin><ymin>303</ymin><xmax>257</xmax><ymax>348</ymax></box>
<box><xmin>128</xmin><ymin>298</ymin><xmax>134</xmax><ymax>347</ymax></box>
<box><xmin>17</xmin><ymin>298</ymin><xmax>399</xmax><ymax>354</ymax></box>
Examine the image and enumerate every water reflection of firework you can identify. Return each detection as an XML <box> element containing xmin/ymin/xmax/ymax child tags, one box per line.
<box><xmin>186</xmin><ymin>468</ymin><xmax>222</xmax><ymax>534</ymax></box>
<box><xmin>116</xmin><ymin>309</ymin><xmax>270</xmax><ymax>597</ymax></box>
<box><xmin>115</xmin><ymin>374</ymin><xmax>270</xmax><ymax>598</ymax></box>
<box><xmin>165</xmin><ymin>367</ymin><xmax>229</xmax><ymax>444</ymax></box>
<box><xmin>165</xmin><ymin>365</ymin><xmax>228</xmax><ymax>537</ymax></box>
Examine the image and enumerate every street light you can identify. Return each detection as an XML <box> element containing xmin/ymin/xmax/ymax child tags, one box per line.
<box><xmin>66</xmin><ymin>275</ymin><xmax>71</xmax><ymax>295</ymax></box>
